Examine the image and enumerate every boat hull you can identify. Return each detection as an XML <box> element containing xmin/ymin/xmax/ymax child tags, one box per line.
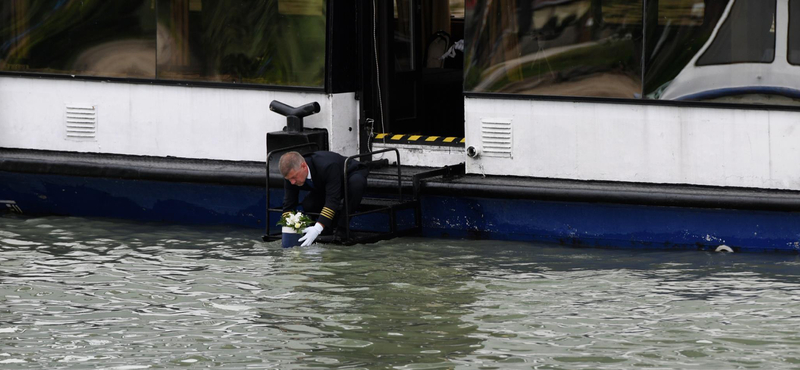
<box><xmin>2</xmin><ymin>171</ymin><xmax>799</xmax><ymax>253</ymax></box>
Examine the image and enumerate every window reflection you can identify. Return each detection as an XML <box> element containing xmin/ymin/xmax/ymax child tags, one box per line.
<box><xmin>464</xmin><ymin>0</ymin><xmax>643</xmax><ymax>98</ymax></box>
<box><xmin>156</xmin><ymin>0</ymin><xmax>326</xmax><ymax>87</ymax></box>
<box><xmin>644</xmin><ymin>0</ymin><xmax>724</xmax><ymax>98</ymax></box>
<box><xmin>647</xmin><ymin>0</ymin><xmax>799</xmax><ymax>106</ymax></box>
<box><xmin>0</xmin><ymin>0</ymin><xmax>156</xmax><ymax>78</ymax></box>
<box><xmin>0</xmin><ymin>0</ymin><xmax>326</xmax><ymax>87</ymax></box>
<box><xmin>696</xmin><ymin>0</ymin><xmax>775</xmax><ymax>66</ymax></box>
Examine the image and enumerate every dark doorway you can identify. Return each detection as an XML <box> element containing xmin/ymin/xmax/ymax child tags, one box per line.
<box><xmin>361</xmin><ymin>0</ymin><xmax>465</xmax><ymax>139</ymax></box>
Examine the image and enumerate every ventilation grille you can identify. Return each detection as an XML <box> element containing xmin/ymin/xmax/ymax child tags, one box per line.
<box><xmin>66</xmin><ymin>105</ymin><xmax>97</xmax><ymax>140</ymax></box>
<box><xmin>481</xmin><ymin>118</ymin><xmax>512</xmax><ymax>157</ymax></box>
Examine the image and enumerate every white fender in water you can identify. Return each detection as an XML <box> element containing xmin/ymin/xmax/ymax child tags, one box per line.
<box><xmin>715</xmin><ymin>245</ymin><xmax>734</xmax><ymax>253</ymax></box>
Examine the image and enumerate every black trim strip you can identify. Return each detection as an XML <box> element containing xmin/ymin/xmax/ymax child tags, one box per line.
<box><xmin>0</xmin><ymin>72</ymin><xmax>325</xmax><ymax>93</ymax></box>
<box><xmin>0</xmin><ymin>149</ymin><xmax>266</xmax><ymax>186</ymax></box>
<box><xmin>418</xmin><ymin>177</ymin><xmax>800</xmax><ymax>213</ymax></box>
<box><xmin>2</xmin><ymin>148</ymin><xmax>800</xmax><ymax>212</ymax></box>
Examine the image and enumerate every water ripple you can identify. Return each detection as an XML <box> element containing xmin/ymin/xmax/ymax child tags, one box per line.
<box><xmin>2</xmin><ymin>216</ymin><xmax>800</xmax><ymax>368</ymax></box>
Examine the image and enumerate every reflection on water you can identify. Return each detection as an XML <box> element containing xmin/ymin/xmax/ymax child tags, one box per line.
<box><xmin>2</xmin><ymin>215</ymin><xmax>800</xmax><ymax>369</ymax></box>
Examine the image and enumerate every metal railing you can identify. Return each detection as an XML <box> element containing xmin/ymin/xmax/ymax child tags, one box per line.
<box><xmin>343</xmin><ymin>148</ymin><xmax>402</xmax><ymax>240</ymax></box>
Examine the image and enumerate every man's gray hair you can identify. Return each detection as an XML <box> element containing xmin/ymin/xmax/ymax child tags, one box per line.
<box><xmin>279</xmin><ymin>151</ymin><xmax>305</xmax><ymax>177</ymax></box>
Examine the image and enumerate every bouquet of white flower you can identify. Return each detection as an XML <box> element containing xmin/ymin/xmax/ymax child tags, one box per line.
<box><xmin>277</xmin><ymin>211</ymin><xmax>314</xmax><ymax>233</ymax></box>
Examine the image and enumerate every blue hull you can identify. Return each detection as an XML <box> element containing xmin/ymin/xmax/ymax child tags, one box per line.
<box><xmin>422</xmin><ymin>196</ymin><xmax>800</xmax><ymax>253</ymax></box>
<box><xmin>2</xmin><ymin>171</ymin><xmax>799</xmax><ymax>253</ymax></box>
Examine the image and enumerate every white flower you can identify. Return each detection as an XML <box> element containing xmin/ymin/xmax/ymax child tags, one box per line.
<box><xmin>294</xmin><ymin>222</ymin><xmax>301</xmax><ymax>229</ymax></box>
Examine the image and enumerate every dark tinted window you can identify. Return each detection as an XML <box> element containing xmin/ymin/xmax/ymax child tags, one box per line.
<box><xmin>1</xmin><ymin>0</ymin><xmax>327</xmax><ymax>87</ymax></box>
<box><xmin>464</xmin><ymin>0</ymin><xmax>643</xmax><ymax>99</ymax></box>
<box><xmin>696</xmin><ymin>0</ymin><xmax>775</xmax><ymax>66</ymax></box>
<box><xmin>790</xmin><ymin>0</ymin><xmax>800</xmax><ymax>65</ymax></box>
<box><xmin>0</xmin><ymin>0</ymin><xmax>156</xmax><ymax>78</ymax></box>
<box><xmin>156</xmin><ymin>0</ymin><xmax>326</xmax><ymax>87</ymax></box>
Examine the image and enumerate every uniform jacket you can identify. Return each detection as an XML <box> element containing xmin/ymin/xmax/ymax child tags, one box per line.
<box><xmin>283</xmin><ymin>151</ymin><xmax>364</xmax><ymax>228</ymax></box>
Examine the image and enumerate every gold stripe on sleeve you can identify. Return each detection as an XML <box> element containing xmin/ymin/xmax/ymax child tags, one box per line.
<box><xmin>321</xmin><ymin>207</ymin><xmax>336</xmax><ymax>219</ymax></box>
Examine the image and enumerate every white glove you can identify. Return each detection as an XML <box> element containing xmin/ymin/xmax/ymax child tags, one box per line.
<box><xmin>299</xmin><ymin>223</ymin><xmax>324</xmax><ymax>247</ymax></box>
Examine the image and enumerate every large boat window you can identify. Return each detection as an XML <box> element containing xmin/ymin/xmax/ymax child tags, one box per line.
<box><xmin>790</xmin><ymin>0</ymin><xmax>800</xmax><ymax>65</ymax></box>
<box><xmin>157</xmin><ymin>0</ymin><xmax>326</xmax><ymax>87</ymax></box>
<box><xmin>464</xmin><ymin>0</ymin><xmax>643</xmax><ymax>99</ymax></box>
<box><xmin>696</xmin><ymin>0</ymin><xmax>775</xmax><ymax>66</ymax></box>
<box><xmin>0</xmin><ymin>0</ymin><xmax>156</xmax><ymax>78</ymax></box>
<box><xmin>0</xmin><ymin>0</ymin><xmax>326</xmax><ymax>88</ymax></box>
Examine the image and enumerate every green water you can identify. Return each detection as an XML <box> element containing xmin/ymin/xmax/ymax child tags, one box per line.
<box><xmin>2</xmin><ymin>215</ymin><xmax>800</xmax><ymax>369</ymax></box>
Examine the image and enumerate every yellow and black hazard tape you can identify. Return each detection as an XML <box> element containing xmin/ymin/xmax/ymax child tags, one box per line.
<box><xmin>373</xmin><ymin>133</ymin><xmax>465</xmax><ymax>147</ymax></box>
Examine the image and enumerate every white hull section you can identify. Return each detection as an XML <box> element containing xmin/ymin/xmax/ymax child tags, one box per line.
<box><xmin>465</xmin><ymin>97</ymin><xmax>800</xmax><ymax>191</ymax></box>
<box><xmin>4</xmin><ymin>76</ymin><xmax>800</xmax><ymax>192</ymax></box>
<box><xmin>0</xmin><ymin>76</ymin><xmax>360</xmax><ymax>162</ymax></box>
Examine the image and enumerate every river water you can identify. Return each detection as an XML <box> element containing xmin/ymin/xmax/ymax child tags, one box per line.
<box><xmin>2</xmin><ymin>215</ymin><xmax>800</xmax><ymax>369</ymax></box>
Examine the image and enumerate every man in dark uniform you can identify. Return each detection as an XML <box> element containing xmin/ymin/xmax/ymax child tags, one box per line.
<box><xmin>279</xmin><ymin>151</ymin><xmax>369</xmax><ymax>246</ymax></box>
